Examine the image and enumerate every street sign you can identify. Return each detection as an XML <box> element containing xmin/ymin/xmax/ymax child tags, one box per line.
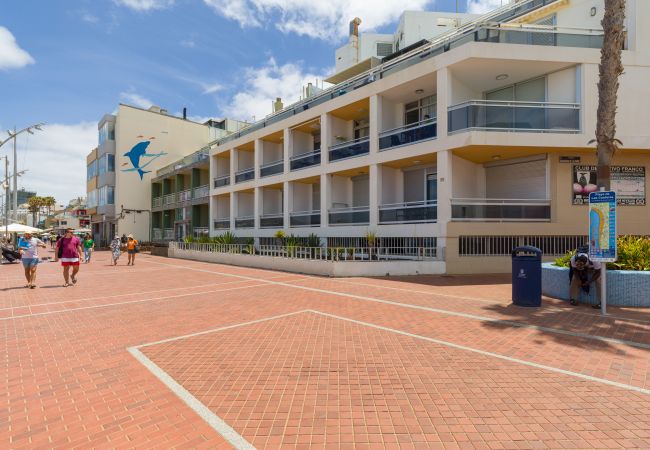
<box><xmin>588</xmin><ymin>191</ymin><xmax>617</xmax><ymax>262</ymax></box>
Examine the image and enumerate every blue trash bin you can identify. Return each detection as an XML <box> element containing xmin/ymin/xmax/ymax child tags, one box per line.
<box><xmin>511</xmin><ymin>246</ymin><xmax>542</xmax><ymax>307</ymax></box>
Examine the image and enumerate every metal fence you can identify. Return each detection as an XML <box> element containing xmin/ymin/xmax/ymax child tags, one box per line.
<box><xmin>458</xmin><ymin>235</ymin><xmax>587</xmax><ymax>257</ymax></box>
<box><xmin>172</xmin><ymin>242</ymin><xmax>441</xmax><ymax>261</ymax></box>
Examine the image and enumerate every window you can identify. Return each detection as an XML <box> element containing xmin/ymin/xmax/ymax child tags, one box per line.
<box><xmin>354</xmin><ymin>119</ymin><xmax>369</xmax><ymax>139</ymax></box>
<box><xmin>486</xmin><ymin>77</ymin><xmax>546</xmax><ymax>102</ymax></box>
<box><xmin>107</xmin><ymin>154</ymin><xmax>115</xmax><ymax>172</ymax></box>
<box><xmin>404</xmin><ymin>95</ymin><xmax>436</xmax><ymax>125</ymax></box>
<box><xmin>98</xmin><ymin>123</ymin><xmax>114</xmax><ymax>146</ymax></box>
<box><xmin>98</xmin><ymin>186</ymin><xmax>115</xmax><ymax>206</ymax></box>
<box><xmin>87</xmin><ymin>190</ymin><xmax>98</xmax><ymax>208</ymax></box>
<box><xmin>98</xmin><ymin>155</ymin><xmax>106</xmax><ymax>177</ymax></box>
<box><xmin>87</xmin><ymin>160</ymin><xmax>97</xmax><ymax>180</ymax></box>
<box><xmin>97</xmin><ymin>154</ymin><xmax>116</xmax><ymax>177</ymax></box>
<box><xmin>376</xmin><ymin>42</ymin><xmax>393</xmax><ymax>57</ymax></box>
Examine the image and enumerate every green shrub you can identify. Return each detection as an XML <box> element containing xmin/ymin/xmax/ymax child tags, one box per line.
<box><xmin>197</xmin><ymin>235</ymin><xmax>211</xmax><ymax>244</ymax></box>
<box><xmin>183</xmin><ymin>235</ymin><xmax>194</xmax><ymax>244</ymax></box>
<box><xmin>274</xmin><ymin>230</ymin><xmax>285</xmax><ymax>240</ymax></box>
<box><xmin>306</xmin><ymin>233</ymin><xmax>321</xmax><ymax>248</ymax></box>
<box><xmin>213</xmin><ymin>231</ymin><xmax>236</xmax><ymax>245</ymax></box>
<box><xmin>554</xmin><ymin>236</ymin><xmax>650</xmax><ymax>271</ymax></box>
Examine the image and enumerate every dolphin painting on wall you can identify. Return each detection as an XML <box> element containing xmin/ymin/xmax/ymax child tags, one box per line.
<box><xmin>121</xmin><ymin>137</ymin><xmax>167</xmax><ymax>180</ymax></box>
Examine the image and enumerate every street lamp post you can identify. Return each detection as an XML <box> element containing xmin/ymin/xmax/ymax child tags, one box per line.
<box><xmin>0</xmin><ymin>123</ymin><xmax>45</xmax><ymax>221</ymax></box>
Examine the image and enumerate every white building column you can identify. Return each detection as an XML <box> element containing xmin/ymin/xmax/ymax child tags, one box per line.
<box><xmin>320</xmin><ymin>113</ymin><xmax>330</xmax><ymax>164</ymax></box>
<box><xmin>436</xmin><ymin>150</ymin><xmax>453</xmax><ymax>251</ymax></box>
<box><xmin>436</xmin><ymin>68</ymin><xmax>449</xmax><ymax>141</ymax></box>
<box><xmin>369</xmin><ymin>94</ymin><xmax>381</xmax><ymax>155</ymax></box>
<box><xmin>254</xmin><ymin>187</ymin><xmax>261</xmax><ymax>230</ymax></box>
<box><xmin>229</xmin><ymin>150</ymin><xmax>236</xmax><ymax>184</ymax></box>
<box><xmin>229</xmin><ymin>192</ymin><xmax>236</xmax><ymax>230</ymax></box>
<box><xmin>283</xmin><ymin>181</ymin><xmax>291</xmax><ymax>232</ymax></box>
<box><xmin>254</xmin><ymin>139</ymin><xmax>262</xmax><ymax>179</ymax></box>
<box><xmin>369</xmin><ymin>164</ymin><xmax>381</xmax><ymax>227</ymax></box>
<box><xmin>320</xmin><ymin>173</ymin><xmax>330</xmax><ymax>229</ymax></box>
<box><xmin>283</xmin><ymin>128</ymin><xmax>291</xmax><ymax>173</ymax></box>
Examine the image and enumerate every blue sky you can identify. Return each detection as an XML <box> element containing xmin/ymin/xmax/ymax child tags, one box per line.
<box><xmin>0</xmin><ymin>0</ymin><xmax>495</xmax><ymax>203</ymax></box>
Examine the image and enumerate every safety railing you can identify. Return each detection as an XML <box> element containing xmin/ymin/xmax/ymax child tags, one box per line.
<box><xmin>451</xmin><ymin>198</ymin><xmax>551</xmax><ymax>221</ymax></box>
<box><xmin>448</xmin><ymin>100</ymin><xmax>580</xmax><ymax>133</ymax></box>
<box><xmin>213</xmin><ymin>219</ymin><xmax>230</xmax><ymax>230</ymax></box>
<box><xmin>214</xmin><ymin>175</ymin><xmax>230</xmax><ymax>188</ymax></box>
<box><xmin>289</xmin><ymin>210</ymin><xmax>321</xmax><ymax>227</ymax></box>
<box><xmin>178</xmin><ymin>189</ymin><xmax>192</xmax><ymax>203</ymax></box>
<box><xmin>379</xmin><ymin>119</ymin><xmax>437</xmax><ymax>150</ymax></box>
<box><xmin>235</xmin><ymin>168</ymin><xmax>255</xmax><ymax>184</ymax></box>
<box><xmin>379</xmin><ymin>200</ymin><xmax>437</xmax><ymax>224</ymax></box>
<box><xmin>260</xmin><ymin>160</ymin><xmax>284</xmax><ymax>177</ymax></box>
<box><xmin>163</xmin><ymin>194</ymin><xmax>175</xmax><ymax>206</ymax></box>
<box><xmin>235</xmin><ymin>216</ymin><xmax>254</xmax><ymax>228</ymax></box>
<box><xmin>260</xmin><ymin>214</ymin><xmax>284</xmax><ymax>228</ymax></box>
<box><xmin>163</xmin><ymin>228</ymin><xmax>174</xmax><ymax>240</ymax></box>
<box><xmin>152</xmin><ymin>197</ymin><xmax>162</xmax><ymax>208</ymax></box>
<box><xmin>328</xmin><ymin>206</ymin><xmax>370</xmax><ymax>226</ymax></box>
<box><xmin>193</xmin><ymin>184</ymin><xmax>210</xmax><ymax>199</ymax></box>
<box><xmin>290</xmin><ymin>150</ymin><xmax>321</xmax><ymax>171</ymax></box>
<box><xmin>329</xmin><ymin>137</ymin><xmax>370</xmax><ymax>162</ymax></box>
<box><xmin>193</xmin><ymin>227</ymin><xmax>209</xmax><ymax>238</ymax></box>
<box><xmin>152</xmin><ymin>228</ymin><xmax>162</xmax><ymax>240</ymax></box>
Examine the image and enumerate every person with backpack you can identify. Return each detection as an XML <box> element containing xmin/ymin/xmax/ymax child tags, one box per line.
<box><xmin>569</xmin><ymin>249</ymin><xmax>602</xmax><ymax>308</ymax></box>
<box><xmin>126</xmin><ymin>235</ymin><xmax>139</xmax><ymax>266</ymax></box>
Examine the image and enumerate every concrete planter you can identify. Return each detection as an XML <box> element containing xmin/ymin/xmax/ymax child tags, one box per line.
<box><xmin>542</xmin><ymin>262</ymin><xmax>650</xmax><ymax>307</ymax></box>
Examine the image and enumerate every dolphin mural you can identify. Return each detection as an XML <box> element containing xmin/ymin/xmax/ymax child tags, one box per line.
<box><xmin>121</xmin><ymin>138</ymin><xmax>167</xmax><ymax>180</ymax></box>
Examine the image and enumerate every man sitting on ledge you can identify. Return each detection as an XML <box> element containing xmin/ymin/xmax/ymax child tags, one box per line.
<box><xmin>569</xmin><ymin>253</ymin><xmax>602</xmax><ymax>309</ymax></box>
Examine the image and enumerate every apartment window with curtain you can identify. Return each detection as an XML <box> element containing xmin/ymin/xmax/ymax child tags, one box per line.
<box><xmin>404</xmin><ymin>94</ymin><xmax>436</xmax><ymax>126</ymax></box>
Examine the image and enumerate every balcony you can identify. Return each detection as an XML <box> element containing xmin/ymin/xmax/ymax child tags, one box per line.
<box><xmin>193</xmin><ymin>227</ymin><xmax>209</xmax><ymax>238</ymax></box>
<box><xmin>260</xmin><ymin>213</ymin><xmax>284</xmax><ymax>228</ymax></box>
<box><xmin>290</xmin><ymin>150</ymin><xmax>321</xmax><ymax>171</ymax></box>
<box><xmin>290</xmin><ymin>211</ymin><xmax>321</xmax><ymax>227</ymax></box>
<box><xmin>153</xmin><ymin>228</ymin><xmax>162</xmax><ymax>240</ymax></box>
<box><xmin>329</xmin><ymin>137</ymin><xmax>369</xmax><ymax>162</ymax></box>
<box><xmin>152</xmin><ymin>197</ymin><xmax>162</xmax><ymax>208</ymax></box>
<box><xmin>448</xmin><ymin>100</ymin><xmax>580</xmax><ymax>133</ymax></box>
<box><xmin>214</xmin><ymin>219</ymin><xmax>230</xmax><ymax>230</ymax></box>
<box><xmin>235</xmin><ymin>168</ymin><xmax>255</xmax><ymax>184</ymax></box>
<box><xmin>235</xmin><ymin>216</ymin><xmax>254</xmax><ymax>229</ymax></box>
<box><xmin>163</xmin><ymin>228</ymin><xmax>174</xmax><ymax>240</ymax></box>
<box><xmin>329</xmin><ymin>206</ymin><xmax>370</xmax><ymax>226</ymax></box>
<box><xmin>214</xmin><ymin>175</ymin><xmax>230</xmax><ymax>188</ymax></box>
<box><xmin>163</xmin><ymin>194</ymin><xmax>175</xmax><ymax>206</ymax></box>
<box><xmin>379</xmin><ymin>119</ymin><xmax>437</xmax><ymax>151</ymax></box>
<box><xmin>379</xmin><ymin>201</ymin><xmax>437</xmax><ymax>224</ymax></box>
<box><xmin>260</xmin><ymin>160</ymin><xmax>284</xmax><ymax>178</ymax></box>
<box><xmin>178</xmin><ymin>189</ymin><xmax>192</xmax><ymax>203</ymax></box>
<box><xmin>193</xmin><ymin>184</ymin><xmax>209</xmax><ymax>200</ymax></box>
<box><xmin>451</xmin><ymin>198</ymin><xmax>551</xmax><ymax>222</ymax></box>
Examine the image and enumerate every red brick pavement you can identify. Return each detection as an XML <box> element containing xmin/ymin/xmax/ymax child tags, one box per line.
<box><xmin>1</xmin><ymin>250</ymin><xmax>650</xmax><ymax>449</ymax></box>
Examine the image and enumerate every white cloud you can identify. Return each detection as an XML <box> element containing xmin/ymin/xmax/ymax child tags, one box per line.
<box><xmin>0</xmin><ymin>26</ymin><xmax>35</xmax><ymax>70</ymax></box>
<box><xmin>81</xmin><ymin>12</ymin><xmax>99</xmax><ymax>23</ymax></box>
<box><xmin>202</xmin><ymin>0</ymin><xmax>432</xmax><ymax>40</ymax></box>
<box><xmin>467</xmin><ymin>0</ymin><xmax>505</xmax><ymax>14</ymax></box>
<box><xmin>180</xmin><ymin>38</ymin><xmax>196</xmax><ymax>48</ymax></box>
<box><xmin>219</xmin><ymin>58</ymin><xmax>329</xmax><ymax>122</ymax></box>
<box><xmin>113</xmin><ymin>0</ymin><xmax>174</xmax><ymax>11</ymax></box>
<box><xmin>120</xmin><ymin>91</ymin><xmax>155</xmax><ymax>109</ymax></box>
<box><xmin>201</xmin><ymin>82</ymin><xmax>223</xmax><ymax>95</ymax></box>
<box><xmin>9</xmin><ymin>122</ymin><xmax>97</xmax><ymax>205</ymax></box>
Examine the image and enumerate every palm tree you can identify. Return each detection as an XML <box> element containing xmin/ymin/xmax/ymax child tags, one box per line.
<box><xmin>593</xmin><ymin>0</ymin><xmax>626</xmax><ymax>190</ymax></box>
<box><xmin>27</xmin><ymin>196</ymin><xmax>44</xmax><ymax>227</ymax></box>
<box><xmin>43</xmin><ymin>196</ymin><xmax>56</xmax><ymax>217</ymax></box>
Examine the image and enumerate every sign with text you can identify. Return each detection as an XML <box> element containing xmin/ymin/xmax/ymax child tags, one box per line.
<box><xmin>573</xmin><ymin>165</ymin><xmax>646</xmax><ymax>205</ymax></box>
<box><xmin>588</xmin><ymin>191</ymin><xmax>617</xmax><ymax>262</ymax></box>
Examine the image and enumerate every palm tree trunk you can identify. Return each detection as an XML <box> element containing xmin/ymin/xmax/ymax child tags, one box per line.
<box><xmin>595</xmin><ymin>0</ymin><xmax>626</xmax><ymax>190</ymax></box>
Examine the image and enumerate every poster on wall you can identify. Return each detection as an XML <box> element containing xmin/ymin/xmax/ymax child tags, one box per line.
<box><xmin>572</xmin><ymin>165</ymin><xmax>646</xmax><ymax>206</ymax></box>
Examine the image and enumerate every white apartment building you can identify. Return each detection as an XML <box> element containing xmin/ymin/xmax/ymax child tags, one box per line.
<box><xmin>153</xmin><ymin>0</ymin><xmax>650</xmax><ymax>274</ymax></box>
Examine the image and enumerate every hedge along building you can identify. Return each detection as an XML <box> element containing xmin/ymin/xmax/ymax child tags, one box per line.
<box><xmin>86</xmin><ymin>105</ymin><xmax>217</xmax><ymax>245</ymax></box>
<box><xmin>157</xmin><ymin>0</ymin><xmax>650</xmax><ymax>274</ymax></box>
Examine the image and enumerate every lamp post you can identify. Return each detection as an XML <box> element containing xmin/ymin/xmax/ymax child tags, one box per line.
<box><xmin>0</xmin><ymin>123</ymin><xmax>45</xmax><ymax>221</ymax></box>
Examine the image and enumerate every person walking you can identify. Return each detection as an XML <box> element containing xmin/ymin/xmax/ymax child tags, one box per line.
<box><xmin>126</xmin><ymin>235</ymin><xmax>139</xmax><ymax>266</ymax></box>
<box><xmin>54</xmin><ymin>228</ymin><xmax>83</xmax><ymax>287</ymax></box>
<box><xmin>110</xmin><ymin>235</ymin><xmax>122</xmax><ymax>266</ymax></box>
<box><xmin>18</xmin><ymin>231</ymin><xmax>46</xmax><ymax>289</ymax></box>
<box><xmin>82</xmin><ymin>234</ymin><xmax>95</xmax><ymax>263</ymax></box>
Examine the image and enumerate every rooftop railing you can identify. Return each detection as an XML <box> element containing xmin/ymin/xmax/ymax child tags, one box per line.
<box><xmin>451</xmin><ymin>198</ymin><xmax>551</xmax><ymax>221</ymax></box>
<box><xmin>157</xmin><ymin>149</ymin><xmax>209</xmax><ymax>178</ymax></box>
<box><xmin>448</xmin><ymin>100</ymin><xmax>580</xmax><ymax>133</ymax></box>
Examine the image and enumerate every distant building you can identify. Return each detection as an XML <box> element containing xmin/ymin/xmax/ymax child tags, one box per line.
<box><xmin>16</xmin><ymin>189</ymin><xmax>37</xmax><ymax>205</ymax></box>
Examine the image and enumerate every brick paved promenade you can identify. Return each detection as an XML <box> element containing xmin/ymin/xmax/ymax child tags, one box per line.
<box><xmin>2</xmin><ymin>250</ymin><xmax>650</xmax><ymax>449</ymax></box>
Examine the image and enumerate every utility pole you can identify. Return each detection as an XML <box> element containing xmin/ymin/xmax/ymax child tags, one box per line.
<box><xmin>12</xmin><ymin>127</ymin><xmax>17</xmax><ymax>221</ymax></box>
<box><xmin>2</xmin><ymin>156</ymin><xmax>9</xmax><ymax>238</ymax></box>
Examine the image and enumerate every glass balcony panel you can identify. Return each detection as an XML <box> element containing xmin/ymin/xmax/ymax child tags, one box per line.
<box><xmin>260</xmin><ymin>160</ymin><xmax>284</xmax><ymax>177</ymax></box>
<box><xmin>328</xmin><ymin>207</ymin><xmax>370</xmax><ymax>225</ymax></box>
<box><xmin>329</xmin><ymin>138</ymin><xmax>370</xmax><ymax>162</ymax></box>
<box><xmin>290</xmin><ymin>151</ymin><xmax>321</xmax><ymax>171</ymax></box>
<box><xmin>379</xmin><ymin>120</ymin><xmax>437</xmax><ymax>150</ymax></box>
<box><xmin>214</xmin><ymin>175</ymin><xmax>230</xmax><ymax>188</ymax></box>
<box><xmin>260</xmin><ymin>214</ymin><xmax>284</xmax><ymax>228</ymax></box>
<box><xmin>193</xmin><ymin>184</ymin><xmax>209</xmax><ymax>199</ymax></box>
<box><xmin>448</xmin><ymin>101</ymin><xmax>580</xmax><ymax>133</ymax></box>
<box><xmin>235</xmin><ymin>168</ymin><xmax>255</xmax><ymax>183</ymax></box>
<box><xmin>451</xmin><ymin>198</ymin><xmax>551</xmax><ymax>221</ymax></box>
<box><xmin>235</xmin><ymin>216</ymin><xmax>254</xmax><ymax>228</ymax></box>
<box><xmin>152</xmin><ymin>228</ymin><xmax>162</xmax><ymax>240</ymax></box>
<box><xmin>379</xmin><ymin>201</ymin><xmax>437</xmax><ymax>224</ymax></box>
<box><xmin>214</xmin><ymin>219</ymin><xmax>230</xmax><ymax>229</ymax></box>
<box><xmin>163</xmin><ymin>228</ymin><xmax>174</xmax><ymax>240</ymax></box>
<box><xmin>152</xmin><ymin>197</ymin><xmax>162</xmax><ymax>208</ymax></box>
<box><xmin>290</xmin><ymin>211</ymin><xmax>321</xmax><ymax>227</ymax></box>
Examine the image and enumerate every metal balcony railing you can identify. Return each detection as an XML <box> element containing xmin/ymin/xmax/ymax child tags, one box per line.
<box><xmin>451</xmin><ymin>198</ymin><xmax>551</xmax><ymax>221</ymax></box>
<box><xmin>328</xmin><ymin>206</ymin><xmax>370</xmax><ymax>226</ymax></box>
<box><xmin>163</xmin><ymin>194</ymin><xmax>175</xmax><ymax>206</ymax></box>
<box><xmin>448</xmin><ymin>100</ymin><xmax>581</xmax><ymax>133</ymax></box>
<box><xmin>214</xmin><ymin>219</ymin><xmax>230</xmax><ymax>230</ymax></box>
<box><xmin>163</xmin><ymin>228</ymin><xmax>174</xmax><ymax>240</ymax></box>
<box><xmin>379</xmin><ymin>200</ymin><xmax>437</xmax><ymax>224</ymax></box>
<box><xmin>214</xmin><ymin>175</ymin><xmax>230</xmax><ymax>188</ymax></box>
<box><xmin>290</xmin><ymin>210</ymin><xmax>321</xmax><ymax>227</ymax></box>
<box><xmin>290</xmin><ymin>150</ymin><xmax>321</xmax><ymax>171</ymax></box>
<box><xmin>379</xmin><ymin>119</ymin><xmax>437</xmax><ymax>150</ymax></box>
<box><xmin>178</xmin><ymin>189</ymin><xmax>192</xmax><ymax>203</ymax></box>
<box><xmin>329</xmin><ymin>137</ymin><xmax>370</xmax><ymax>162</ymax></box>
<box><xmin>235</xmin><ymin>168</ymin><xmax>255</xmax><ymax>184</ymax></box>
<box><xmin>152</xmin><ymin>197</ymin><xmax>162</xmax><ymax>208</ymax></box>
<box><xmin>260</xmin><ymin>160</ymin><xmax>284</xmax><ymax>177</ymax></box>
<box><xmin>193</xmin><ymin>227</ymin><xmax>209</xmax><ymax>238</ymax></box>
<box><xmin>152</xmin><ymin>228</ymin><xmax>162</xmax><ymax>240</ymax></box>
<box><xmin>260</xmin><ymin>213</ymin><xmax>284</xmax><ymax>228</ymax></box>
<box><xmin>193</xmin><ymin>184</ymin><xmax>210</xmax><ymax>199</ymax></box>
<box><xmin>235</xmin><ymin>216</ymin><xmax>254</xmax><ymax>228</ymax></box>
